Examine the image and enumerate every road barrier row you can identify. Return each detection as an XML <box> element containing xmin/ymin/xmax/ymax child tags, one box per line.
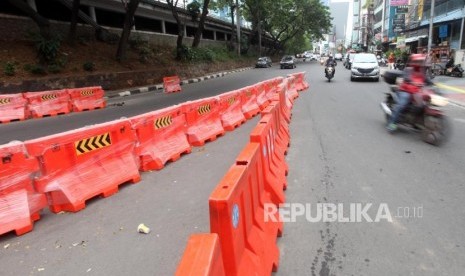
<box><xmin>0</xmin><ymin>72</ymin><xmax>307</xmax><ymax>250</ymax></box>
<box><xmin>0</xmin><ymin>86</ymin><xmax>107</xmax><ymax>123</ymax></box>
<box><xmin>176</xmin><ymin>73</ymin><xmax>308</xmax><ymax>275</ymax></box>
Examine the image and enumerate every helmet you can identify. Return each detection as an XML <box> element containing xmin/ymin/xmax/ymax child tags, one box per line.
<box><xmin>407</xmin><ymin>54</ymin><xmax>427</xmax><ymax>68</ymax></box>
<box><xmin>328</xmin><ymin>54</ymin><xmax>333</xmax><ymax>59</ymax></box>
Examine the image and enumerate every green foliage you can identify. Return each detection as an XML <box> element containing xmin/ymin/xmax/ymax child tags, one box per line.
<box><xmin>176</xmin><ymin>45</ymin><xmax>236</xmax><ymax>62</ymax></box>
<box><xmin>187</xmin><ymin>1</ymin><xmax>201</xmax><ymax>14</ymax></box>
<box><xmin>24</xmin><ymin>64</ymin><xmax>47</xmax><ymax>75</ymax></box>
<box><xmin>129</xmin><ymin>35</ymin><xmax>154</xmax><ymax>63</ymax></box>
<box><xmin>28</xmin><ymin>32</ymin><xmax>62</xmax><ymax>64</ymax></box>
<box><xmin>83</xmin><ymin>61</ymin><xmax>96</xmax><ymax>72</ymax></box>
<box><xmin>3</xmin><ymin>62</ymin><xmax>16</xmax><ymax>76</ymax></box>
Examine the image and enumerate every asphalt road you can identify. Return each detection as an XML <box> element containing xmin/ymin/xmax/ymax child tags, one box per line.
<box><xmin>1</xmin><ymin>60</ymin><xmax>465</xmax><ymax>276</ymax></box>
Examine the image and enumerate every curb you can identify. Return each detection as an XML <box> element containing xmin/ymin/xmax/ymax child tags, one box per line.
<box><xmin>105</xmin><ymin>67</ymin><xmax>253</xmax><ymax>99</ymax></box>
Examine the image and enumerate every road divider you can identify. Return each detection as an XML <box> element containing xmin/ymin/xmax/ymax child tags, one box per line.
<box><xmin>0</xmin><ymin>93</ymin><xmax>28</xmax><ymax>123</ymax></box>
<box><xmin>240</xmin><ymin>86</ymin><xmax>260</xmax><ymax>119</ymax></box>
<box><xmin>24</xmin><ymin>89</ymin><xmax>71</xmax><ymax>118</ymax></box>
<box><xmin>218</xmin><ymin>91</ymin><xmax>247</xmax><ymax>131</ymax></box>
<box><xmin>130</xmin><ymin>105</ymin><xmax>192</xmax><ymax>171</ymax></box>
<box><xmin>0</xmin><ymin>141</ymin><xmax>47</xmax><ymax>236</ymax></box>
<box><xmin>164</xmin><ymin>76</ymin><xmax>182</xmax><ymax>93</ymax></box>
<box><xmin>25</xmin><ymin>119</ymin><xmax>140</xmax><ymax>213</ymax></box>
<box><xmin>67</xmin><ymin>86</ymin><xmax>106</xmax><ymax>112</ymax></box>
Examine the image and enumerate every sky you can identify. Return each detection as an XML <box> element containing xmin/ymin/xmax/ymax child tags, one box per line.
<box><xmin>329</xmin><ymin>0</ymin><xmax>353</xmax><ymax>47</ymax></box>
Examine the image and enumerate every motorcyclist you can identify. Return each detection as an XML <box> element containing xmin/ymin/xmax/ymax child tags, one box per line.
<box><xmin>386</xmin><ymin>53</ymin><xmax>434</xmax><ymax>132</ymax></box>
<box><xmin>324</xmin><ymin>54</ymin><xmax>337</xmax><ymax>77</ymax></box>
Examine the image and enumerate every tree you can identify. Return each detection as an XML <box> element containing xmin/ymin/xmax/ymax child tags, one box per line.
<box><xmin>7</xmin><ymin>0</ymin><xmax>51</xmax><ymax>39</ymax></box>
<box><xmin>166</xmin><ymin>0</ymin><xmax>185</xmax><ymax>59</ymax></box>
<box><xmin>192</xmin><ymin>0</ymin><xmax>211</xmax><ymax>47</ymax></box>
<box><xmin>68</xmin><ymin>0</ymin><xmax>81</xmax><ymax>44</ymax></box>
<box><xmin>116</xmin><ymin>0</ymin><xmax>141</xmax><ymax>61</ymax></box>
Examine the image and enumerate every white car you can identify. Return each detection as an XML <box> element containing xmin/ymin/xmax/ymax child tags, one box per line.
<box><xmin>334</xmin><ymin>53</ymin><xmax>343</xmax><ymax>61</ymax></box>
<box><xmin>350</xmin><ymin>53</ymin><xmax>380</xmax><ymax>82</ymax></box>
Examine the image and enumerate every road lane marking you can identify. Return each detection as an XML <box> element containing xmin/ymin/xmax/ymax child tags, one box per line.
<box><xmin>436</xmin><ymin>83</ymin><xmax>465</xmax><ymax>94</ymax></box>
<box><xmin>454</xmin><ymin>118</ymin><xmax>465</xmax><ymax>123</ymax></box>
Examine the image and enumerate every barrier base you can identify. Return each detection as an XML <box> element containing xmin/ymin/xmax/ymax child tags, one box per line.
<box><xmin>140</xmin><ymin>147</ymin><xmax>192</xmax><ymax>171</ymax></box>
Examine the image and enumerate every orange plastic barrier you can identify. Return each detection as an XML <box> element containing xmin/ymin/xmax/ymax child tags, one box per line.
<box><xmin>0</xmin><ymin>190</ymin><xmax>47</xmax><ymax>236</ymax></box>
<box><xmin>183</xmin><ymin>98</ymin><xmax>225</xmax><ymax>146</ymax></box>
<box><xmin>289</xmin><ymin>72</ymin><xmax>309</xmax><ymax>91</ymax></box>
<box><xmin>130</xmin><ymin>105</ymin><xmax>191</xmax><ymax>171</ymax></box>
<box><xmin>240</xmin><ymin>86</ymin><xmax>260</xmax><ymax>119</ymax></box>
<box><xmin>163</xmin><ymin>76</ymin><xmax>182</xmax><ymax>93</ymax></box>
<box><xmin>261</xmin><ymin>104</ymin><xmax>289</xmax><ymax>177</ymax></box>
<box><xmin>250</xmin><ymin>114</ymin><xmax>288</xmax><ymax>193</ymax></box>
<box><xmin>254</xmin><ymin>82</ymin><xmax>270</xmax><ymax>110</ymax></box>
<box><xmin>218</xmin><ymin>91</ymin><xmax>246</xmax><ymax>131</ymax></box>
<box><xmin>25</xmin><ymin>119</ymin><xmax>141</xmax><ymax>213</ymax></box>
<box><xmin>209</xmin><ymin>142</ymin><xmax>280</xmax><ymax>275</ymax></box>
<box><xmin>24</xmin><ymin>89</ymin><xmax>71</xmax><ymax>118</ymax></box>
<box><xmin>286</xmin><ymin>75</ymin><xmax>299</xmax><ymax>102</ymax></box>
<box><xmin>0</xmin><ymin>93</ymin><xmax>28</xmax><ymax>123</ymax></box>
<box><xmin>1</xmin><ymin>141</ymin><xmax>47</xmax><ymax>236</ymax></box>
<box><xmin>175</xmin><ymin>233</ymin><xmax>226</xmax><ymax>276</ymax></box>
<box><xmin>67</xmin><ymin>86</ymin><xmax>106</xmax><ymax>112</ymax></box>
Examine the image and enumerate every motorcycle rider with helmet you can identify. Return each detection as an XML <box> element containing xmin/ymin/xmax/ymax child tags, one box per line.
<box><xmin>386</xmin><ymin>53</ymin><xmax>434</xmax><ymax>132</ymax></box>
<box><xmin>324</xmin><ymin>54</ymin><xmax>337</xmax><ymax>77</ymax></box>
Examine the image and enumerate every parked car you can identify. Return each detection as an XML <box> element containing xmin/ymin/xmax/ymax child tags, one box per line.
<box><xmin>255</xmin><ymin>56</ymin><xmax>272</xmax><ymax>68</ymax></box>
<box><xmin>350</xmin><ymin>53</ymin><xmax>380</xmax><ymax>81</ymax></box>
<box><xmin>280</xmin><ymin>55</ymin><xmax>296</xmax><ymax>69</ymax></box>
<box><xmin>334</xmin><ymin>53</ymin><xmax>343</xmax><ymax>61</ymax></box>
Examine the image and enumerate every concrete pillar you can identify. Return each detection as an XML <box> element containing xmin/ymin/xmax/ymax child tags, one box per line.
<box><xmin>27</xmin><ymin>0</ymin><xmax>37</xmax><ymax>11</ymax></box>
<box><xmin>161</xmin><ymin>20</ymin><xmax>166</xmax><ymax>34</ymax></box>
<box><xmin>213</xmin><ymin>31</ymin><xmax>216</xmax><ymax>41</ymax></box>
<box><xmin>184</xmin><ymin>25</ymin><xmax>187</xmax><ymax>37</ymax></box>
<box><xmin>89</xmin><ymin>6</ymin><xmax>97</xmax><ymax>23</ymax></box>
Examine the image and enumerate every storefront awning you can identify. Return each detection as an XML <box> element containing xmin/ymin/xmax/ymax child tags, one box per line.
<box><xmin>405</xmin><ymin>35</ymin><xmax>428</xmax><ymax>43</ymax></box>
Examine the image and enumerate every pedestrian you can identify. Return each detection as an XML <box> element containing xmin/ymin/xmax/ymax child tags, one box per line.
<box><xmin>388</xmin><ymin>52</ymin><xmax>395</xmax><ymax>70</ymax></box>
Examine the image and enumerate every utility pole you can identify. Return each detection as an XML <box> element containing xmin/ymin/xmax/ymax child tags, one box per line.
<box><xmin>427</xmin><ymin>0</ymin><xmax>435</xmax><ymax>53</ymax></box>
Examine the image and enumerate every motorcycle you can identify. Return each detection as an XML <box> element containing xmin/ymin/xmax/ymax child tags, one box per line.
<box><xmin>394</xmin><ymin>59</ymin><xmax>405</xmax><ymax>70</ymax></box>
<box><xmin>380</xmin><ymin>70</ymin><xmax>451</xmax><ymax>146</ymax></box>
<box><xmin>325</xmin><ymin>65</ymin><xmax>335</xmax><ymax>82</ymax></box>
<box><xmin>377</xmin><ymin>56</ymin><xmax>387</xmax><ymax>67</ymax></box>
<box><xmin>444</xmin><ymin>64</ymin><xmax>464</xmax><ymax>77</ymax></box>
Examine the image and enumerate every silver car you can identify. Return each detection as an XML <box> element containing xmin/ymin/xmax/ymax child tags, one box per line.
<box><xmin>350</xmin><ymin>53</ymin><xmax>380</xmax><ymax>82</ymax></box>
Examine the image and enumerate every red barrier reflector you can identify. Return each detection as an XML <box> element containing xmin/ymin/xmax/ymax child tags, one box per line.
<box><xmin>67</xmin><ymin>86</ymin><xmax>106</xmax><ymax>112</ymax></box>
<box><xmin>218</xmin><ymin>91</ymin><xmax>246</xmax><ymax>131</ymax></box>
<box><xmin>175</xmin><ymin>233</ymin><xmax>226</xmax><ymax>276</ymax></box>
<box><xmin>163</xmin><ymin>76</ymin><xmax>182</xmax><ymax>93</ymax></box>
<box><xmin>25</xmin><ymin>119</ymin><xmax>141</xmax><ymax>213</ymax></box>
<box><xmin>24</xmin><ymin>89</ymin><xmax>71</xmax><ymax>118</ymax></box>
<box><xmin>240</xmin><ymin>86</ymin><xmax>260</xmax><ymax>119</ymax></box>
<box><xmin>209</xmin><ymin>143</ymin><xmax>279</xmax><ymax>275</ymax></box>
<box><xmin>0</xmin><ymin>94</ymin><xmax>28</xmax><ymax>123</ymax></box>
<box><xmin>183</xmin><ymin>98</ymin><xmax>225</xmax><ymax>146</ymax></box>
<box><xmin>130</xmin><ymin>105</ymin><xmax>191</xmax><ymax>171</ymax></box>
<box><xmin>0</xmin><ymin>189</ymin><xmax>47</xmax><ymax>236</ymax></box>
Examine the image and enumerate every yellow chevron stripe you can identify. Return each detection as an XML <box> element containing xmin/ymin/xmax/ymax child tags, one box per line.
<box><xmin>227</xmin><ymin>97</ymin><xmax>236</xmax><ymax>105</ymax></box>
<box><xmin>0</xmin><ymin>98</ymin><xmax>11</xmax><ymax>105</ymax></box>
<box><xmin>80</xmin><ymin>90</ymin><xmax>94</xmax><ymax>96</ymax></box>
<box><xmin>154</xmin><ymin>115</ymin><xmax>173</xmax><ymax>129</ymax></box>
<box><xmin>197</xmin><ymin>104</ymin><xmax>211</xmax><ymax>115</ymax></box>
<box><xmin>74</xmin><ymin>132</ymin><xmax>112</xmax><ymax>155</ymax></box>
<box><xmin>41</xmin><ymin>94</ymin><xmax>58</xmax><ymax>101</ymax></box>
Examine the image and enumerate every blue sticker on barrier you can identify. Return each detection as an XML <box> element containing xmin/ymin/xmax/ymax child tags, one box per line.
<box><xmin>232</xmin><ymin>204</ymin><xmax>240</xmax><ymax>229</ymax></box>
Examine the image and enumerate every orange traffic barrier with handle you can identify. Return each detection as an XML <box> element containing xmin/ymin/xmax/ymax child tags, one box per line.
<box><xmin>175</xmin><ymin>233</ymin><xmax>226</xmax><ymax>276</ymax></box>
<box><xmin>0</xmin><ymin>141</ymin><xmax>47</xmax><ymax>236</ymax></box>
<box><xmin>25</xmin><ymin>119</ymin><xmax>141</xmax><ymax>213</ymax></box>
<box><xmin>254</xmin><ymin>82</ymin><xmax>270</xmax><ymax>110</ymax></box>
<box><xmin>285</xmin><ymin>75</ymin><xmax>299</xmax><ymax>102</ymax></box>
<box><xmin>67</xmin><ymin>86</ymin><xmax>106</xmax><ymax>112</ymax></box>
<box><xmin>218</xmin><ymin>90</ymin><xmax>246</xmax><ymax>131</ymax></box>
<box><xmin>240</xmin><ymin>86</ymin><xmax>260</xmax><ymax>119</ymax></box>
<box><xmin>0</xmin><ymin>93</ymin><xmax>29</xmax><ymax>123</ymax></box>
<box><xmin>163</xmin><ymin>76</ymin><xmax>182</xmax><ymax>93</ymax></box>
<box><xmin>183</xmin><ymin>98</ymin><xmax>225</xmax><ymax>146</ymax></box>
<box><xmin>130</xmin><ymin>105</ymin><xmax>191</xmax><ymax>171</ymax></box>
<box><xmin>209</xmin><ymin>142</ymin><xmax>280</xmax><ymax>276</ymax></box>
<box><xmin>289</xmin><ymin>72</ymin><xmax>309</xmax><ymax>91</ymax></box>
<box><xmin>24</xmin><ymin>89</ymin><xmax>71</xmax><ymax>118</ymax></box>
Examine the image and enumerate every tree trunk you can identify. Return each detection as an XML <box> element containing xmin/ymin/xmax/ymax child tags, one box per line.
<box><xmin>166</xmin><ymin>0</ymin><xmax>184</xmax><ymax>59</ymax></box>
<box><xmin>68</xmin><ymin>0</ymin><xmax>81</xmax><ymax>44</ymax></box>
<box><xmin>116</xmin><ymin>0</ymin><xmax>140</xmax><ymax>62</ymax></box>
<box><xmin>192</xmin><ymin>0</ymin><xmax>210</xmax><ymax>48</ymax></box>
<box><xmin>7</xmin><ymin>0</ymin><xmax>51</xmax><ymax>39</ymax></box>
